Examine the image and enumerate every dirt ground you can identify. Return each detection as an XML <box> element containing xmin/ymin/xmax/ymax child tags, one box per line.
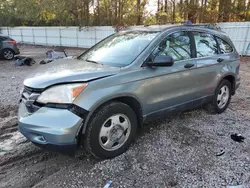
<box><xmin>0</xmin><ymin>46</ymin><xmax>250</xmax><ymax>188</ymax></box>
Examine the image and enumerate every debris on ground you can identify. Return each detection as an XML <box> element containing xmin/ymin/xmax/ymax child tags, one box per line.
<box><xmin>231</xmin><ymin>134</ymin><xmax>245</xmax><ymax>143</ymax></box>
<box><xmin>216</xmin><ymin>149</ymin><xmax>225</xmax><ymax>156</ymax></box>
<box><xmin>39</xmin><ymin>59</ymin><xmax>53</xmax><ymax>64</ymax></box>
<box><xmin>226</xmin><ymin>185</ymin><xmax>244</xmax><ymax>188</ymax></box>
<box><xmin>39</xmin><ymin>48</ymin><xmax>68</xmax><ymax>64</ymax></box>
<box><xmin>14</xmin><ymin>56</ymin><xmax>36</xmax><ymax>66</ymax></box>
<box><xmin>46</xmin><ymin>48</ymin><xmax>67</xmax><ymax>59</ymax></box>
<box><xmin>103</xmin><ymin>180</ymin><xmax>112</xmax><ymax>188</ymax></box>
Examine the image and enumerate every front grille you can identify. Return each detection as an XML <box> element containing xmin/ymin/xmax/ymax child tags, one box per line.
<box><xmin>21</xmin><ymin>86</ymin><xmax>42</xmax><ymax>114</ymax></box>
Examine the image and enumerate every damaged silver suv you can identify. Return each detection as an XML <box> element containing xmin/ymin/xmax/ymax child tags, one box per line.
<box><xmin>18</xmin><ymin>25</ymin><xmax>240</xmax><ymax>159</ymax></box>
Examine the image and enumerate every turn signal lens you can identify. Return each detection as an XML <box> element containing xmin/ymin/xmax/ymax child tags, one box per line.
<box><xmin>72</xmin><ymin>83</ymin><xmax>87</xmax><ymax>99</ymax></box>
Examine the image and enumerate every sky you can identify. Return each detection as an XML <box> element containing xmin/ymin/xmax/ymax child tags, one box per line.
<box><xmin>145</xmin><ymin>0</ymin><xmax>158</xmax><ymax>14</ymax></box>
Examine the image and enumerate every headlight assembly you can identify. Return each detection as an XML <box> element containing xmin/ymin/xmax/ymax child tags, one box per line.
<box><xmin>37</xmin><ymin>83</ymin><xmax>87</xmax><ymax>104</ymax></box>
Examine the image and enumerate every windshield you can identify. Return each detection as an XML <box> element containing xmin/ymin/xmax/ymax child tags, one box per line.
<box><xmin>78</xmin><ymin>31</ymin><xmax>159</xmax><ymax>67</ymax></box>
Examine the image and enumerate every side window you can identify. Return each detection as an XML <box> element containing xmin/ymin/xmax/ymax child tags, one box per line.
<box><xmin>152</xmin><ymin>31</ymin><xmax>191</xmax><ymax>61</ymax></box>
<box><xmin>216</xmin><ymin>37</ymin><xmax>233</xmax><ymax>54</ymax></box>
<box><xmin>193</xmin><ymin>32</ymin><xmax>219</xmax><ymax>57</ymax></box>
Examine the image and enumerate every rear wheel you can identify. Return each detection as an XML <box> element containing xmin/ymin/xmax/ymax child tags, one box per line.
<box><xmin>84</xmin><ymin>101</ymin><xmax>138</xmax><ymax>159</ymax></box>
<box><xmin>2</xmin><ymin>49</ymin><xmax>14</xmax><ymax>60</ymax></box>
<box><xmin>205</xmin><ymin>79</ymin><xmax>232</xmax><ymax>114</ymax></box>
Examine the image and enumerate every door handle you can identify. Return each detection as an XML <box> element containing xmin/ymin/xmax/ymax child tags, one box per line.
<box><xmin>217</xmin><ymin>58</ymin><xmax>224</xmax><ymax>63</ymax></box>
<box><xmin>184</xmin><ymin>63</ymin><xmax>195</xmax><ymax>68</ymax></box>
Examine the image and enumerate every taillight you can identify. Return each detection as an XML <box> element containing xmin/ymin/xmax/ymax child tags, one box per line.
<box><xmin>8</xmin><ymin>40</ymin><xmax>17</xmax><ymax>45</ymax></box>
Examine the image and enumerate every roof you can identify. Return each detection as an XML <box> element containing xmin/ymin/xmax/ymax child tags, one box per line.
<box><xmin>121</xmin><ymin>24</ymin><xmax>222</xmax><ymax>32</ymax></box>
<box><xmin>121</xmin><ymin>24</ymin><xmax>180</xmax><ymax>32</ymax></box>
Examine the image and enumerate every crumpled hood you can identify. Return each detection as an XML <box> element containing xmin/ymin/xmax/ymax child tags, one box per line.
<box><xmin>24</xmin><ymin>59</ymin><xmax>120</xmax><ymax>88</ymax></box>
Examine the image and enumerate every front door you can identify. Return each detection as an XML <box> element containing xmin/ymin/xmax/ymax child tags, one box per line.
<box><xmin>141</xmin><ymin>31</ymin><xmax>201</xmax><ymax>118</ymax></box>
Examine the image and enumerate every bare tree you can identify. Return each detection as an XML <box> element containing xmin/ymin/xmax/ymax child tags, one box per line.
<box><xmin>171</xmin><ymin>0</ymin><xmax>175</xmax><ymax>22</ymax></box>
<box><xmin>199</xmin><ymin>0</ymin><xmax>204</xmax><ymax>22</ymax></box>
<box><xmin>218</xmin><ymin>0</ymin><xmax>224</xmax><ymax>21</ymax></box>
<box><xmin>97</xmin><ymin>0</ymin><xmax>100</xmax><ymax>25</ymax></box>
<box><xmin>165</xmin><ymin>0</ymin><xmax>168</xmax><ymax>21</ymax></box>
<box><xmin>137</xmin><ymin>0</ymin><xmax>141</xmax><ymax>25</ymax></box>
<box><xmin>247</xmin><ymin>0</ymin><xmax>250</xmax><ymax>20</ymax></box>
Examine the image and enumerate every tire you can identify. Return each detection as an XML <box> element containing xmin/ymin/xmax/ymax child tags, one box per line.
<box><xmin>84</xmin><ymin>101</ymin><xmax>138</xmax><ymax>159</ymax></box>
<box><xmin>2</xmin><ymin>49</ymin><xmax>15</xmax><ymax>60</ymax></box>
<box><xmin>205</xmin><ymin>79</ymin><xmax>232</xmax><ymax>114</ymax></box>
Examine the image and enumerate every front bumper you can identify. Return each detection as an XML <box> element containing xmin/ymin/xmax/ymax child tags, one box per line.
<box><xmin>18</xmin><ymin>101</ymin><xmax>85</xmax><ymax>153</ymax></box>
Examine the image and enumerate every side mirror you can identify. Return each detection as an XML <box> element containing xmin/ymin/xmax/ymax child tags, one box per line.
<box><xmin>149</xmin><ymin>55</ymin><xmax>174</xmax><ymax>67</ymax></box>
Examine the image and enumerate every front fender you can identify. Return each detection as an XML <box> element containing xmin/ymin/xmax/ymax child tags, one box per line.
<box><xmin>73</xmin><ymin>82</ymin><xmax>144</xmax><ymax>134</ymax></box>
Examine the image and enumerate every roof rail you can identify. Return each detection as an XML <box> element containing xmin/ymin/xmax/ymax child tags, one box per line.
<box><xmin>184</xmin><ymin>23</ymin><xmax>222</xmax><ymax>31</ymax></box>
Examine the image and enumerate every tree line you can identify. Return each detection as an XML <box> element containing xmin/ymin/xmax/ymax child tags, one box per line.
<box><xmin>0</xmin><ymin>0</ymin><xmax>249</xmax><ymax>27</ymax></box>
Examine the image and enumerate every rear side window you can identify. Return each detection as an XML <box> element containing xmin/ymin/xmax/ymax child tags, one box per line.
<box><xmin>193</xmin><ymin>32</ymin><xmax>219</xmax><ymax>57</ymax></box>
<box><xmin>216</xmin><ymin>37</ymin><xmax>233</xmax><ymax>54</ymax></box>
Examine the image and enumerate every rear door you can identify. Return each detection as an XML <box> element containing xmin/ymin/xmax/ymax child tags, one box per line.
<box><xmin>191</xmin><ymin>31</ymin><xmax>221</xmax><ymax>99</ymax></box>
<box><xmin>215</xmin><ymin>36</ymin><xmax>240</xmax><ymax>91</ymax></box>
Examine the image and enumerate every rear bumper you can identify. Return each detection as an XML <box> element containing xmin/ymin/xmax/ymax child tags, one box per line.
<box><xmin>13</xmin><ymin>46</ymin><xmax>20</xmax><ymax>55</ymax></box>
<box><xmin>15</xmin><ymin>49</ymin><xmax>20</xmax><ymax>55</ymax></box>
<box><xmin>18</xmin><ymin>101</ymin><xmax>87</xmax><ymax>154</ymax></box>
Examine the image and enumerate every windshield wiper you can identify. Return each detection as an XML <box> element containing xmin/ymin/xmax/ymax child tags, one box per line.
<box><xmin>86</xmin><ymin>59</ymin><xmax>100</xmax><ymax>64</ymax></box>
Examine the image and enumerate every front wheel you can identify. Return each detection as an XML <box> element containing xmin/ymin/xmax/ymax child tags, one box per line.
<box><xmin>84</xmin><ymin>102</ymin><xmax>138</xmax><ymax>159</ymax></box>
<box><xmin>205</xmin><ymin>79</ymin><xmax>232</xmax><ymax>114</ymax></box>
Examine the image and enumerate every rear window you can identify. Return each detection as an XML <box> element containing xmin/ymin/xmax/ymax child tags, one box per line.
<box><xmin>216</xmin><ymin>37</ymin><xmax>234</xmax><ymax>54</ymax></box>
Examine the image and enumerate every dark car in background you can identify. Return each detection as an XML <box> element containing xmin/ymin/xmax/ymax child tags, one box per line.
<box><xmin>0</xmin><ymin>35</ymin><xmax>20</xmax><ymax>60</ymax></box>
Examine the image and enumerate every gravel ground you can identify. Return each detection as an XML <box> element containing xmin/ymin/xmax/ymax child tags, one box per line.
<box><xmin>0</xmin><ymin>46</ymin><xmax>250</xmax><ymax>188</ymax></box>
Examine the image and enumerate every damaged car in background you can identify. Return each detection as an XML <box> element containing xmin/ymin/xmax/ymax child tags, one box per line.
<box><xmin>18</xmin><ymin>24</ymin><xmax>240</xmax><ymax>159</ymax></box>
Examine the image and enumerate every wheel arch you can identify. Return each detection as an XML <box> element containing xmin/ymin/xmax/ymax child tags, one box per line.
<box><xmin>1</xmin><ymin>48</ymin><xmax>14</xmax><ymax>54</ymax></box>
<box><xmin>79</xmin><ymin>95</ymin><xmax>143</xmax><ymax>136</ymax></box>
<box><xmin>218</xmin><ymin>74</ymin><xmax>236</xmax><ymax>95</ymax></box>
